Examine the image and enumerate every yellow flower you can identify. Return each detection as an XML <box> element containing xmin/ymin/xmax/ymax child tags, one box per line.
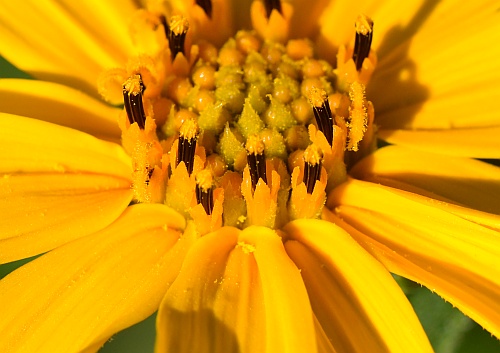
<box><xmin>0</xmin><ymin>1</ymin><xmax>499</xmax><ymax>353</ymax></box>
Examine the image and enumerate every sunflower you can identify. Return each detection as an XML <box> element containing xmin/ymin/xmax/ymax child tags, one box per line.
<box><xmin>0</xmin><ymin>0</ymin><xmax>499</xmax><ymax>353</ymax></box>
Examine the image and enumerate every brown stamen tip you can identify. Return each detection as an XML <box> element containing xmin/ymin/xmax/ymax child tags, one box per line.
<box><xmin>245</xmin><ymin>135</ymin><xmax>267</xmax><ymax>190</ymax></box>
<box><xmin>264</xmin><ymin>0</ymin><xmax>282</xmax><ymax>18</ymax></box>
<box><xmin>303</xmin><ymin>144</ymin><xmax>323</xmax><ymax>194</ymax></box>
<box><xmin>177</xmin><ymin>118</ymin><xmax>199</xmax><ymax>175</ymax></box>
<box><xmin>159</xmin><ymin>15</ymin><xmax>169</xmax><ymax>40</ymax></box>
<box><xmin>353</xmin><ymin>14</ymin><xmax>373</xmax><ymax>71</ymax></box>
<box><xmin>196</xmin><ymin>169</ymin><xmax>214</xmax><ymax>214</ymax></box>
<box><xmin>167</xmin><ymin>15</ymin><xmax>190</xmax><ymax>61</ymax></box>
<box><xmin>123</xmin><ymin>74</ymin><xmax>147</xmax><ymax>129</ymax></box>
<box><xmin>308</xmin><ymin>88</ymin><xmax>334</xmax><ymax>146</ymax></box>
<box><xmin>196</xmin><ymin>0</ymin><xmax>213</xmax><ymax>18</ymax></box>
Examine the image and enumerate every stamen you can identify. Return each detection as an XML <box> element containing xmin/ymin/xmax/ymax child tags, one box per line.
<box><xmin>123</xmin><ymin>74</ymin><xmax>147</xmax><ymax>129</ymax></box>
<box><xmin>264</xmin><ymin>0</ymin><xmax>282</xmax><ymax>18</ymax></box>
<box><xmin>308</xmin><ymin>88</ymin><xmax>334</xmax><ymax>146</ymax></box>
<box><xmin>303</xmin><ymin>144</ymin><xmax>323</xmax><ymax>194</ymax></box>
<box><xmin>196</xmin><ymin>0</ymin><xmax>213</xmax><ymax>18</ymax></box>
<box><xmin>195</xmin><ymin>169</ymin><xmax>214</xmax><ymax>215</ymax></box>
<box><xmin>167</xmin><ymin>15</ymin><xmax>190</xmax><ymax>61</ymax></box>
<box><xmin>177</xmin><ymin>118</ymin><xmax>199</xmax><ymax>175</ymax></box>
<box><xmin>245</xmin><ymin>135</ymin><xmax>267</xmax><ymax>190</ymax></box>
<box><xmin>353</xmin><ymin>14</ymin><xmax>373</xmax><ymax>71</ymax></box>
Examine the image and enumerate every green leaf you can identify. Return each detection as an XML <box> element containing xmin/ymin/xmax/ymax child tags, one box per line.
<box><xmin>99</xmin><ymin>313</ymin><xmax>156</xmax><ymax>353</ymax></box>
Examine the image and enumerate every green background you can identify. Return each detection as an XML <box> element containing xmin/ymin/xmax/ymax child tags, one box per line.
<box><xmin>1</xmin><ymin>57</ymin><xmax>499</xmax><ymax>353</ymax></box>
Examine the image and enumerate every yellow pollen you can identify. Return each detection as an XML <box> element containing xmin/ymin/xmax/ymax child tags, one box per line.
<box><xmin>196</xmin><ymin>169</ymin><xmax>213</xmax><ymax>191</ymax></box>
<box><xmin>307</xmin><ymin>87</ymin><xmax>327</xmax><ymax>108</ymax></box>
<box><xmin>179</xmin><ymin>118</ymin><xmax>199</xmax><ymax>141</ymax></box>
<box><xmin>303</xmin><ymin>144</ymin><xmax>322</xmax><ymax>166</ymax></box>
<box><xmin>123</xmin><ymin>74</ymin><xmax>143</xmax><ymax>95</ymax></box>
<box><xmin>355</xmin><ymin>14</ymin><xmax>373</xmax><ymax>35</ymax></box>
<box><xmin>347</xmin><ymin>81</ymin><xmax>368</xmax><ymax>151</ymax></box>
<box><xmin>237</xmin><ymin>241</ymin><xmax>256</xmax><ymax>254</ymax></box>
<box><xmin>245</xmin><ymin>135</ymin><xmax>265</xmax><ymax>155</ymax></box>
<box><xmin>169</xmin><ymin>15</ymin><xmax>189</xmax><ymax>35</ymax></box>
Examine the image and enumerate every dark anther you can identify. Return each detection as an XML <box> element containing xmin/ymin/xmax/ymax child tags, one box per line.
<box><xmin>264</xmin><ymin>0</ymin><xmax>282</xmax><ymax>18</ymax></box>
<box><xmin>303</xmin><ymin>145</ymin><xmax>323</xmax><ymax>194</ymax></box>
<box><xmin>196</xmin><ymin>0</ymin><xmax>213</xmax><ymax>18</ymax></box>
<box><xmin>247</xmin><ymin>152</ymin><xmax>267</xmax><ymax>189</ymax></box>
<box><xmin>166</xmin><ymin>15</ymin><xmax>189</xmax><ymax>61</ymax></box>
<box><xmin>123</xmin><ymin>75</ymin><xmax>147</xmax><ymax>129</ymax></box>
<box><xmin>195</xmin><ymin>169</ymin><xmax>214</xmax><ymax>214</ymax></box>
<box><xmin>176</xmin><ymin>119</ymin><xmax>199</xmax><ymax>175</ymax></box>
<box><xmin>309</xmin><ymin>89</ymin><xmax>334</xmax><ymax>147</ymax></box>
<box><xmin>246</xmin><ymin>136</ymin><xmax>267</xmax><ymax>190</ymax></box>
<box><xmin>304</xmin><ymin>161</ymin><xmax>322</xmax><ymax>194</ymax></box>
<box><xmin>145</xmin><ymin>168</ymin><xmax>155</xmax><ymax>185</ymax></box>
<box><xmin>159</xmin><ymin>15</ymin><xmax>170</xmax><ymax>41</ymax></box>
<box><xmin>353</xmin><ymin>15</ymin><xmax>373</xmax><ymax>71</ymax></box>
<box><xmin>196</xmin><ymin>184</ymin><xmax>214</xmax><ymax>215</ymax></box>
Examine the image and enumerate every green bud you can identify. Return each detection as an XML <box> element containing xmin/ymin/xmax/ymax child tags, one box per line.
<box><xmin>260</xmin><ymin>128</ymin><xmax>287</xmax><ymax>160</ymax></box>
<box><xmin>237</xmin><ymin>98</ymin><xmax>266</xmax><ymax>139</ymax></box>
<box><xmin>215</xmin><ymin>84</ymin><xmax>245</xmax><ymax>113</ymax></box>
<box><xmin>198</xmin><ymin>101</ymin><xmax>229</xmax><ymax>134</ymax></box>
<box><xmin>264</xmin><ymin>95</ymin><xmax>296</xmax><ymax>132</ymax></box>
<box><xmin>217</xmin><ymin>123</ymin><xmax>245</xmax><ymax>167</ymax></box>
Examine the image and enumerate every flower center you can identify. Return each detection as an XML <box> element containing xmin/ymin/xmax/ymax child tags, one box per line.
<box><xmin>114</xmin><ymin>7</ymin><xmax>377</xmax><ymax>233</ymax></box>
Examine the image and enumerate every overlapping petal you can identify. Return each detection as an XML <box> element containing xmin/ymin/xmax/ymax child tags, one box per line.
<box><xmin>156</xmin><ymin>226</ymin><xmax>316</xmax><ymax>353</ymax></box>
<box><xmin>349</xmin><ymin>145</ymin><xmax>500</xmax><ymax>216</ymax></box>
<box><xmin>0</xmin><ymin>79</ymin><xmax>121</xmax><ymax>141</ymax></box>
<box><xmin>0</xmin><ymin>204</ymin><xmax>190</xmax><ymax>353</ymax></box>
<box><xmin>326</xmin><ymin>178</ymin><xmax>500</xmax><ymax>339</ymax></box>
<box><xmin>0</xmin><ymin>113</ymin><xmax>130</xmax><ymax>177</ymax></box>
<box><xmin>283</xmin><ymin>219</ymin><xmax>433</xmax><ymax>353</ymax></box>
<box><xmin>0</xmin><ymin>0</ymin><xmax>138</xmax><ymax>97</ymax></box>
<box><xmin>0</xmin><ymin>114</ymin><xmax>132</xmax><ymax>263</ymax></box>
<box><xmin>370</xmin><ymin>1</ymin><xmax>500</xmax><ymax>131</ymax></box>
<box><xmin>377</xmin><ymin>127</ymin><xmax>500</xmax><ymax>159</ymax></box>
<box><xmin>368</xmin><ymin>1</ymin><xmax>500</xmax><ymax>157</ymax></box>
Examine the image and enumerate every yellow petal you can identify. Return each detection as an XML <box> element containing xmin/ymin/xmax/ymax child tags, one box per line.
<box><xmin>0</xmin><ymin>79</ymin><xmax>121</xmax><ymax>142</ymax></box>
<box><xmin>283</xmin><ymin>219</ymin><xmax>433</xmax><ymax>353</ymax></box>
<box><xmin>327</xmin><ymin>178</ymin><xmax>500</xmax><ymax>339</ymax></box>
<box><xmin>0</xmin><ymin>203</ymin><xmax>190</xmax><ymax>353</ymax></box>
<box><xmin>0</xmin><ymin>113</ymin><xmax>130</xmax><ymax>177</ymax></box>
<box><xmin>0</xmin><ymin>0</ymin><xmax>137</xmax><ymax>96</ymax></box>
<box><xmin>350</xmin><ymin>145</ymin><xmax>500</xmax><ymax>215</ymax></box>
<box><xmin>0</xmin><ymin>114</ymin><xmax>134</xmax><ymax>262</ymax></box>
<box><xmin>0</xmin><ymin>173</ymin><xmax>132</xmax><ymax>263</ymax></box>
<box><xmin>378</xmin><ymin>127</ymin><xmax>500</xmax><ymax>159</ymax></box>
<box><xmin>369</xmin><ymin>2</ymin><xmax>500</xmax><ymax>130</ymax></box>
<box><xmin>156</xmin><ymin>226</ymin><xmax>316</xmax><ymax>353</ymax></box>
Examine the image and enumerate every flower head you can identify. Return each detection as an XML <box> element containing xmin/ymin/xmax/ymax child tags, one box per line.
<box><xmin>0</xmin><ymin>1</ymin><xmax>499</xmax><ymax>352</ymax></box>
